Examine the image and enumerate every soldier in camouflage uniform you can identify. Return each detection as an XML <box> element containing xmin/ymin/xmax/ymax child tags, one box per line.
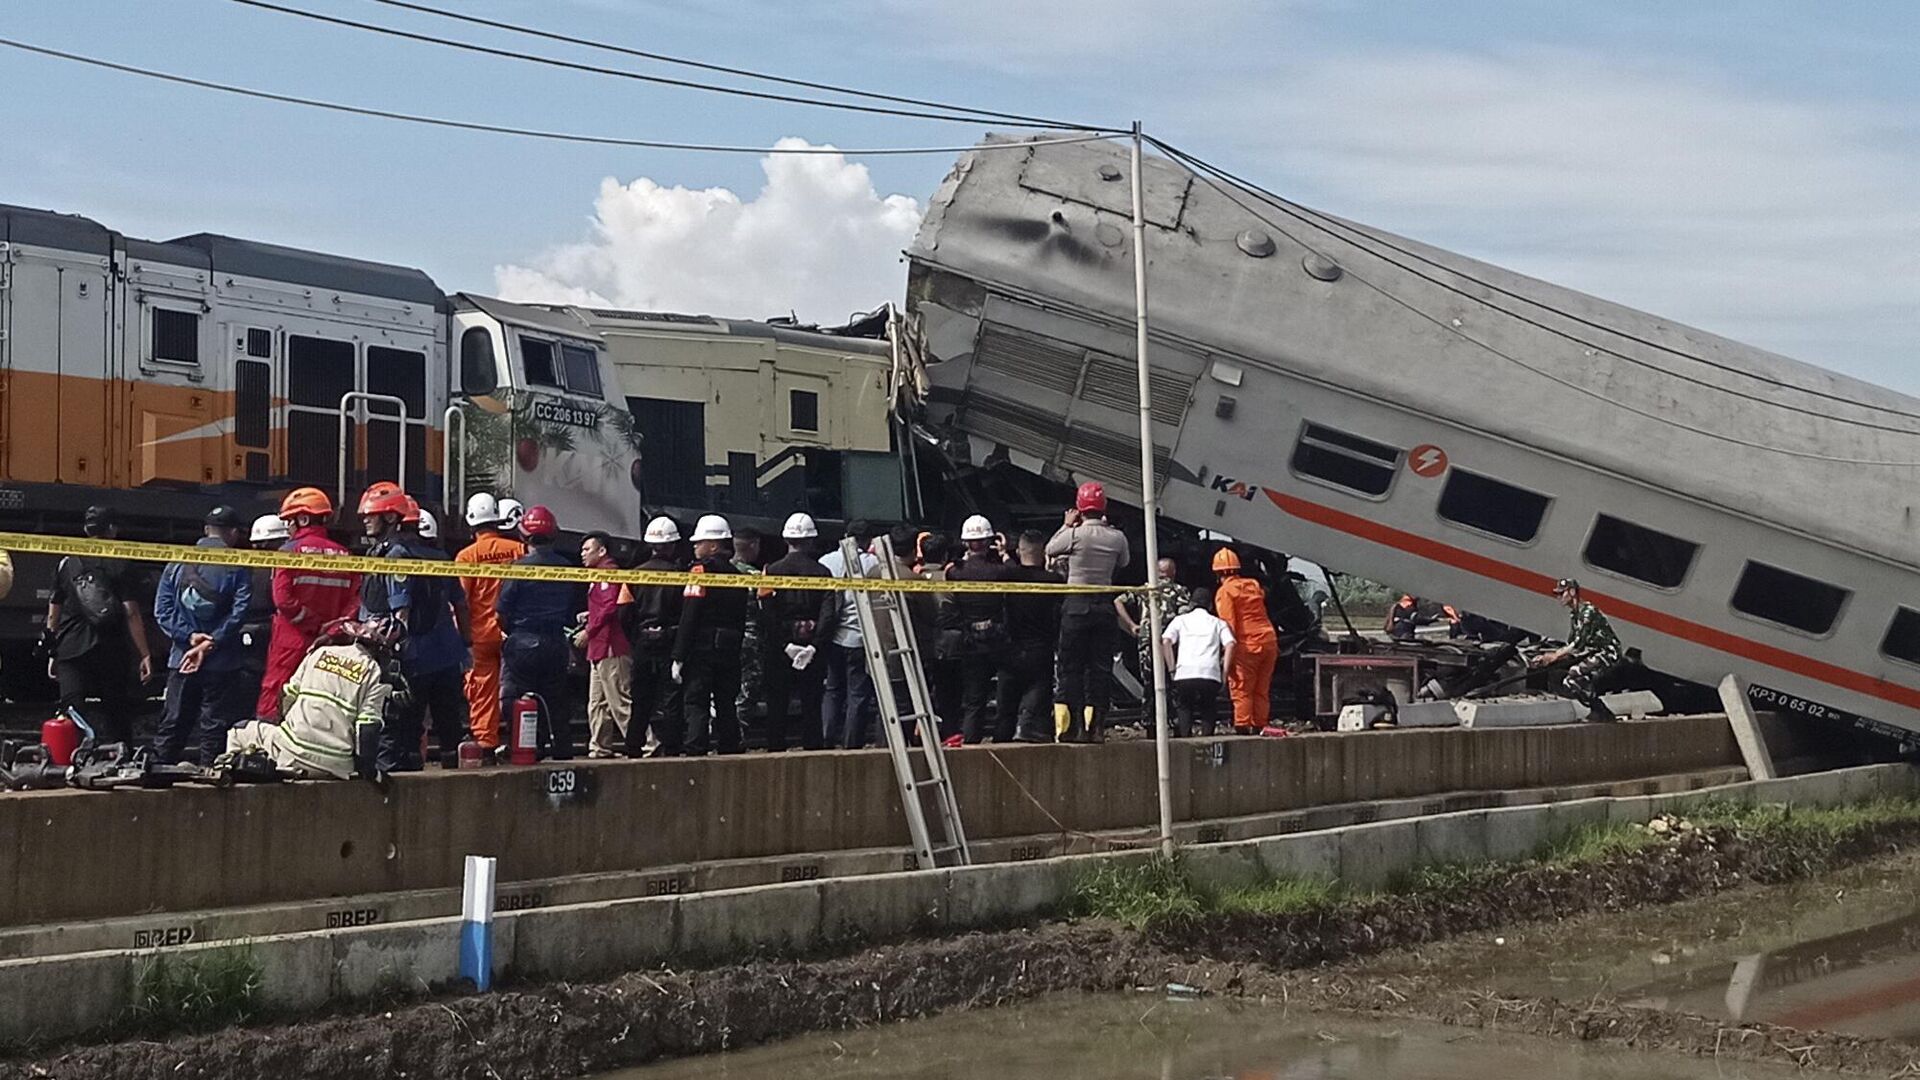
<box><xmin>1531</xmin><ymin>578</ymin><xmax>1626</xmax><ymax>721</ymax></box>
<box><xmin>732</xmin><ymin>527</ymin><xmax>767</xmax><ymax>732</ymax></box>
<box><xmin>1116</xmin><ymin>557</ymin><xmax>1191</xmax><ymax>707</ymax></box>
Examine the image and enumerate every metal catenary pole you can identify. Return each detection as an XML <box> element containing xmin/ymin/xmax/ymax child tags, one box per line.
<box><xmin>1131</xmin><ymin>120</ymin><xmax>1176</xmax><ymax>859</ymax></box>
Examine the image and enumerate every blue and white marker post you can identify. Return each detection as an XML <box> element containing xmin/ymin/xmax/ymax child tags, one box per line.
<box><xmin>459</xmin><ymin>854</ymin><xmax>497</xmax><ymax>991</ymax></box>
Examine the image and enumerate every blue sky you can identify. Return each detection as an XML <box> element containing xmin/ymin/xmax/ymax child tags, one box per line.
<box><xmin>4</xmin><ymin>1</ymin><xmax>1916</xmax><ymax>387</ymax></box>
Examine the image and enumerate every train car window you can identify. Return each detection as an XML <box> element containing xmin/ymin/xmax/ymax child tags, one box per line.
<box><xmin>1436</xmin><ymin>470</ymin><xmax>1548</xmax><ymax>542</ymax></box>
<box><xmin>151</xmin><ymin>308</ymin><xmax>200</xmax><ymax>366</ymax></box>
<box><xmin>1583</xmin><ymin>514</ymin><xmax>1698</xmax><ymax>589</ymax></box>
<box><xmin>460</xmin><ymin>327</ymin><xmax>498</xmax><ymax>395</ymax></box>
<box><xmin>1882</xmin><ymin>608</ymin><xmax>1920</xmax><ymax>666</ymax></box>
<box><xmin>244</xmin><ymin>328</ymin><xmax>272</xmax><ymax>359</ymax></box>
<box><xmin>520</xmin><ymin>337</ymin><xmax>560</xmax><ymax>388</ymax></box>
<box><xmin>1290</xmin><ymin>422</ymin><xmax>1398</xmax><ymax>497</ymax></box>
<box><xmin>367</xmin><ymin>346</ymin><xmax>427</xmax><ymax>419</ymax></box>
<box><xmin>234</xmin><ymin>360</ymin><xmax>271</xmax><ymax>449</ymax></box>
<box><xmin>287</xmin><ymin>334</ymin><xmax>355</xmax><ymax>408</ymax></box>
<box><xmin>1731</xmin><ymin>561</ymin><xmax>1849</xmax><ymax>635</ymax></box>
<box><xmin>560</xmin><ymin>344</ymin><xmax>603</xmax><ymax>398</ymax></box>
<box><xmin>789</xmin><ymin>388</ymin><xmax>821</xmax><ymax>433</ymax></box>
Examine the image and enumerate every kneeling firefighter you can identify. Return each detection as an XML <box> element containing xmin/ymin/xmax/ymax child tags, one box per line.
<box><xmin>226</xmin><ymin>620</ymin><xmax>399</xmax><ymax>779</ymax></box>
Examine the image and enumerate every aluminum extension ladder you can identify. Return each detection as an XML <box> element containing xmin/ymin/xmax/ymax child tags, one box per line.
<box><xmin>841</xmin><ymin>535</ymin><xmax>972</xmax><ymax>869</ymax></box>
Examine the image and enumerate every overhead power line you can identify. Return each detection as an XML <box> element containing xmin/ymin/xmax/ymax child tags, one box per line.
<box><xmin>223</xmin><ymin>0</ymin><xmax>1115</xmax><ymax>131</ymax></box>
<box><xmin>0</xmin><ymin>38</ymin><xmax>1112</xmax><ymax>156</ymax></box>
<box><xmin>363</xmin><ymin>0</ymin><xmax>1103</xmax><ymax>133</ymax></box>
<box><xmin>1147</xmin><ymin>135</ymin><xmax>1920</xmax><ymax>430</ymax></box>
<box><xmin>1151</xmin><ymin>138</ymin><xmax>1920</xmax><ymax>464</ymax></box>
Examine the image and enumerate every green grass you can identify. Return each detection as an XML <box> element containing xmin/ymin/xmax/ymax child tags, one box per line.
<box><xmin>1065</xmin><ymin>797</ymin><xmax>1920</xmax><ymax>931</ymax></box>
<box><xmin>1216</xmin><ymin>876</ymin><xmax>1347</xmax><ymax>916</ymax></box>
<box><xmin>131</xmin><ymin>947</ymin><xmax>262</xmax><ymax>1033</ymax></box>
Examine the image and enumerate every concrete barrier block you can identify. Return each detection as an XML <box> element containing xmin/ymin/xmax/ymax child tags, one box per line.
<box><xmin>1546</xmin><ymin>798</ymin><xmax>1611</xmax><ymax>842</ymax></box>
<box><xmin>1183</xmin><ymin>845</ymin><xmax>1266</xmax><ymax>893</ymax></box>
<box><xmin>0</xmin><ymin>951</ymin><xmax>131</xmax><ymax>1043</ymax></box>
<box><xmin>674</xmin><ymin>882</ymin><xmax>823</xmax><ymax>961</ymax></box>
<box><xmin>1836</xmin><ymin>765</ymin><xmax>1893</xmax><ymax>805</ymax></box>
<box><xmin>1417</xmin><ymin>811</ymin><xmax>1489</xmax><ymax>866</ymax></box>
<box><xmin>508</xmin><ymin>896</ymin><xmax>675</xmax><ymax>982</ymax></box>
<box><xmin>1254</xmin><ymin>831</ymin><xmax>1339</xmax><ymax>882</ymax></box>
<box><xmin>1783</xmin><ymin>770</ymin><xmax>1847</xmax><ymax>808</ymax></box>
<box><xmin>1337</xmin><ymin>820</ymin><xmax>1419</xmax><ymax>889</ymax></box>
<box><xmin>332</xmin><ymin>917</ymin><xmax>462</xmax><ymax>999</ymax></box>
<box><xmin>1606</xmin><ymin>795</ymin><xmax>1655</xmax><ymax>827</ymax></box>
<box><xmin>1454</xmin><ymin>697</ymin><xmax>1582</xmax><ymax>728</ymax></box>
<box><xmin>819</xmin><ymin>871</ymin><xmax>946</xmax><ymax>946</ymax></box>
<box><xmin>944</xmin><ymin>860</ymin><xmax>1072</xmax><ymax>928</ymax></box>
<box><xmin>1483</xmin><ymin>804</ymin><xmax>1551</xmax><ymax>862</ymax></box>
<box><xmin>1396</xmin><ymin>701</ymin><xmax>1460</xmax><ymax>728</ymax></box>
<box><xmin>238</xmin><ymin>933</ymin><xmax>336</xmax><ymax>1012</ymax></box>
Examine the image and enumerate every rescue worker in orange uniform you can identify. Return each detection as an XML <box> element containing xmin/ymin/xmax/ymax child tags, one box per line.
<box><xmin>258</xmin><ymin>487</ymin><xmax>360</xmax><ymax>720</ymax></box>
<box><xmin>1212</xmin><ymin>547</ymin><xmax>1278</xmax><ymax>733</ymax></box>
<box><xmin>455</xmin><ymin>492</ymin><xmax>525</xmax><ymax>750</ymax></box>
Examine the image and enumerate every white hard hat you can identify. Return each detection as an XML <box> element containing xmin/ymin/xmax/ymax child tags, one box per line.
<box><xmin>644</xmin><ymin>515</ymin><xmax>681</xmax><ymax>544</ymax></box>
<box><xmin>960</xmin><ymin>514</ymin><xmax>994</xmax><ymax>542</ymax></box>
<box><xmin>416</xmin><ymin>508</ymin><xmax>440</xmax><ymax>540</ymax></box>
<box><xmin>465</xmin><ymin>492</ymin><xmax>501</xmax><ymax>527</ymax></box>
<box><xmin>782</xmin><ymin>512</ymin><xmax>818</xmax><ymax>540</ymax></box>
<box><xmin>691</xmin><ymin>514</ymin><xmax>732</xmax><ymax>542</ymax></box>
<box><xmin>250</xmin><ymin>514</ymin><xmax>290</xmax><ymax>545</ymax></box>
<box><xmin>498</xmin><ymin>498</ymin><xmax>525</xmax><ymax>532</ymax></box>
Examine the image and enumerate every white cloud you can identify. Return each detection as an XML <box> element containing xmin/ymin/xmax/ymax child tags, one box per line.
<box><xmin>495</xmin><ymin>138</ymin><xmax>923</xmax><ymax>324</ymax></box>
<box><xmin>1187</xmin><ymin>47</ymin><xmax>1920</xmax><ymax>382</ymax></box>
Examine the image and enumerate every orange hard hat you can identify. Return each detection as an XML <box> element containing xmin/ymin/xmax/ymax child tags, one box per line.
<box><xmin>279</xmin><ymin>486</ymin><xmax>333</xmax><ymax>521</ymax></box>
<box><xmin>358</xmin><ymin>481</ymin><xmax>409</xmax><ymax>518</ymax></box>
<box><xmin>1075</xmin><ymin>481</ymin><xmax>1107</xmax><ymax>514</ymax></box>
<box><xmin>401</xmin><ymin>496</ymin><xmax>421</xmax><ymax>526</ymax></box>
<box><xmin>1211</xmin><ymin>547</ymin><xmax>1241</xmax><ymax>572</ymax></box>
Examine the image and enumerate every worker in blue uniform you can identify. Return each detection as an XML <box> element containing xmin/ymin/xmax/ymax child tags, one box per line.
<box><xmin>497</xmin><ymin>505</ymin><xmax>583</xmax><ymax>760</ymax></box>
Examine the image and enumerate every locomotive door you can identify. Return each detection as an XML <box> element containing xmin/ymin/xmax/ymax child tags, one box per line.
<box><xmin>0</xmin><ymin>247</ymin><xmax>113</xmax><ymax>485</ymax></box>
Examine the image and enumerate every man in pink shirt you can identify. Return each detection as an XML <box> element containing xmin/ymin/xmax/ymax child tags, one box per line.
<box><xmin>577</xmin><ymin>532</ymin><xmax>632</xmax><ymax>757</ymax></box>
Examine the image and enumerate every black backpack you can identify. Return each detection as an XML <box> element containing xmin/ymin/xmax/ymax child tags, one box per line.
<box><xmin>66</xmin><ymin>561</ymin><xmax>124</xmax><ymax>629</ymax></box>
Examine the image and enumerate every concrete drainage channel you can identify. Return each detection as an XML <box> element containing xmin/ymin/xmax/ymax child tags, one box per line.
<box><xmin>2</xmin><ymin>763</ymin><xmax>1908</xmax><ymax>1046</ymax></box>
<box><xmin>0</xmin><ymin>766</ymin><xmax>1746</xmax><ymax>963</ymax></box>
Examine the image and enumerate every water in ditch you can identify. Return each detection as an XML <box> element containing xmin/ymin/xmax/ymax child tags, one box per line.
<box><xmin>1349</xmin><ymin>846</ymin><xmax>1920</xmax><ymax>1041</ymax></box>
<box><xmin>603</xmin><ymin>991</ymin><xmax>1805</xmax><ymax>1079</ymax></box>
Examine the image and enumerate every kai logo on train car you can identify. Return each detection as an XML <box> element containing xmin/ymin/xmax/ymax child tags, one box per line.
<box><xmin>1408</xmin><ymin>445</ymin><xmax>1449</xmax><ymax>478</ymax></box>
<box><xmin>1209</xmin><ymin>474</ymin><xmax>1262</xmax><ymax>501</ymax></box>
<box><xmin>531</xmin><ymin>399</ymin><xmax>600</xmax><ymax>430</ymax></box>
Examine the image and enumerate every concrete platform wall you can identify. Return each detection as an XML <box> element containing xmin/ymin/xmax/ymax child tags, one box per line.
<box><xmin>2</xmin><ymin>761</ymin><xmax>1910</xmax><ymax>1048</ymax></box>
<box><xmin>0</xmin><ymin>716</ymin><xmax>1746</xmax><ymax>927</ymax></box>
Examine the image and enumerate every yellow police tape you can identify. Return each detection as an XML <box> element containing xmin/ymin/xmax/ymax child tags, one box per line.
<box><xmin>0</xmin><ymin>530</ymin><xmax>1138</xmax><ymax>595</ymax></box>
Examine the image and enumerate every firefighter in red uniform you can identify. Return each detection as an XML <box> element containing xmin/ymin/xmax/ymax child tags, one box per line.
<box><xmin>257</xmin><ymin>487</ymin><xmax>360</xmax><ymax>720</ymax></box>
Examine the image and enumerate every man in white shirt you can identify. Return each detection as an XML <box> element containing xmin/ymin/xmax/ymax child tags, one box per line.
<box><xmin>1160</xmin><ymin>589</ymin><xmax>1236</xmax><ymax>738</ymax></box>
<box><xmin>818</xmin><ymin>519</ymin><xmax>881</xmax><ymax>747</ymax></box>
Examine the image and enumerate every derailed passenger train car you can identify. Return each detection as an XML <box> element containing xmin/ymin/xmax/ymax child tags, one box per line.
<box><xmin>907</xmin><ymin>134</ymin><xmax>1920</xmax><ymax>745</ymax></box>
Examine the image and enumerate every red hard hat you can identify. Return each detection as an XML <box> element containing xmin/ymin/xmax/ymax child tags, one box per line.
<box><xmin>401</xmin><ymin>496</ymin><xmax>421</xmax><ymax>526</ymax></box>
<box><xmin>520</xmin><ymin>505</ymin><xmax>558</xmax><ymax>539</ymax></box>
<box><xmin>1075</xmin><ymin>481</ymin><xmax>1107</xmax><ymax>514</ymax></box>
<box><xmin>279</xmin><ymin>486</ymin><xmax>333</xmax><ymax>521</ymax></box>
<box><xmin>358</xmin><ymin>481</ymin><xmax>409</xmax><ymax>518</ymax></box>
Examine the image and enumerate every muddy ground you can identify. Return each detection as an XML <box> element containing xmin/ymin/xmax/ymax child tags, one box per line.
<box><xmin>8</xmin><ymin>817</ymin><xmax>1920</xmax><ymax>1080</ymax></box>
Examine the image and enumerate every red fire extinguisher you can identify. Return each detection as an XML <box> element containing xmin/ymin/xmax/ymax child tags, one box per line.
<box><xmin>510</xmin><ymin>695</ymin><xmax>541</xmax><ymax>766</ymax></box>
<box><xmin>41</xmin><ymin>711</ymin><xmax>82</xmax><ymax>767</ymax></box>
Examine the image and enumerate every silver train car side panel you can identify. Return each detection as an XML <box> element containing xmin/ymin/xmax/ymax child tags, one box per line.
<box><xmin>906</xmin><ymin>135</ymin><xmax>1920</xmax><ymax>742</ymax></box>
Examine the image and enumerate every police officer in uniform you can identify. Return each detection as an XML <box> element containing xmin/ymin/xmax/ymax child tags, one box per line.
<box><xmin>497</xmin><ymin>506</ymin><xmax>583</xmax><ymax>759</ymax></box>
<box><xmin>672</xmin><ymin>514</ymin><xmax>747</xmax><ymax>756</ymax></box>
<box><xmin>1046</xmin><ymin>482</ymin><xmax>1131</xmax><ymax>741</ymax></box>
<box><xmin>622</xmin><ymin>515</ymin><xmax>685</xmax><ymax>756</ymax></box>
<box><xmin>394</xmin><ymin>506</ymin><xmax>473</xmax><ymax>766</ymax></box>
